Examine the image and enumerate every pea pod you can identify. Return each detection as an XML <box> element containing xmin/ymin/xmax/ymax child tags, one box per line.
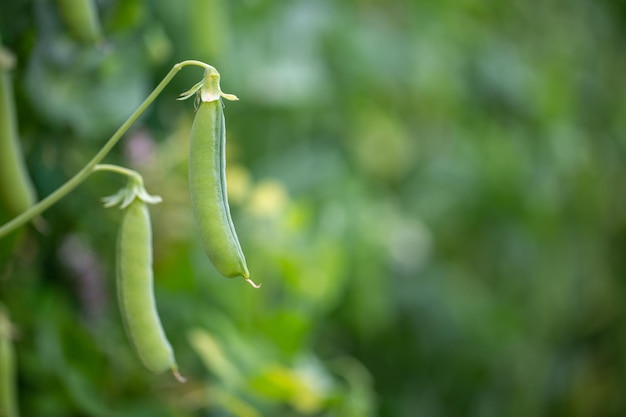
<box><xmin>185</xmin><ymin>67</ymin><xmax>259</xmax><ymax>288</ymax></box>
<box><xmin>117</xmin><ymin>198</ymin><xmax>179</xmax><ymax>377</ymax></box>
<box><xmin>0</xmin><ymin>304</ymin><xmax>18</xmax><ymax>417</ymax></box>
<box><xmin>0</xmin><ymin>44</ymin><xmax>36</xmax><ymax>221</ymax></box>
<box><xmin>100</xmin><ymin>169</ymin><xmax>184</xmax><ymax>382</ymax></box>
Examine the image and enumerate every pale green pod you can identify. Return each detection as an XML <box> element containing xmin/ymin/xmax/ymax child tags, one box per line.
<box><xmin>0</xmin><ymin>305</ymin><xmax>18</xmax><ymax>417</ymax></box>
<box><xmin>56</xmin><ymin>0</ymin><xmax>102</xmax><ymax>44</ymax></box>
<box><xmin>0</xmin><ymin>47</ymin><xmax>36</xmax><ymax>220</ymax></box>
<box><xmin>117</xmin><ymin>198</ymin><xmax>181</xmax><ymax>379</ymax></box>
<box><xmin>189</xmin><ymin>100</ymin><xmax>252</xmax><ymax>281</ymax></box>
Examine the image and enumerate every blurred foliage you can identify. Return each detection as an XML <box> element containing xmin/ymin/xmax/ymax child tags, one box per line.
<box><xmin>1</xmin><ymin>0</ymin><xmax>626</xmax><ymax>416</ymax></box>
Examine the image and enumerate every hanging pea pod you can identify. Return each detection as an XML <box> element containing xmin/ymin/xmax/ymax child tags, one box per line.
<box><xmin>179</xmin><ymin>67</ymin><xmax>260</xmax><ymax>288</ymax></box>
<box><xmin>98</xmin><ymin>166</ymin><xmax>184</xmax><ymax>382</ymax></box>
<box><xmin>0</xmin><ymin>43</ymin><xmax>36</xmax><ymax>222</ymax></box>
<box><xmin>0</xmin><ymin>304</ymin><xmax>18</xmax><ymax>417</ymax></box>
<box><xmin>56</xmin><ymin>0</ymin><xmax>103</xmax><ymax>44</ymax></box>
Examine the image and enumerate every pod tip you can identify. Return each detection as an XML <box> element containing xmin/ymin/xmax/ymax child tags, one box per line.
<box><xmin>245</xmin><ymin>277</ymin><xmax>262</xmax><ymax>289</ymax></box>
<box><xmin>172</xmin><ymin>368</ymin><xmax>187</xmax><ymax>383</ymax></box>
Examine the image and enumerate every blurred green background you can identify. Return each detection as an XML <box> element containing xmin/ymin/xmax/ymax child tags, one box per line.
<box><xmin>2</xmin><ymin>0</ymin><xmax>626</xmax><ymax>416</ymax></box>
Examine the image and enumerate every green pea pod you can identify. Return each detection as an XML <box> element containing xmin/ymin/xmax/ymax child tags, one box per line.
<box><xmin>0</xmin><ymin>305</ymin><xmax>18</xmax><ymax>417</ymax></box>
<box><xmin>189</xmin><ymin>100</ymin><xmax>252</xmax><ymax>278</ymax></box>
<box><xmin>56</xmin><ymin>0</ymin><xmax>103</xmax><ymax>44</ymax></box>
<box><xmin>180</xmin><ymin>66</ymin><xmax>258</xmax><ymax>287</ymax></box>
<box><xmin>0</xmin><ymin>45</ymin><xmax>36</xmax><ymax>221</ymax></box>
<box><xmin>117</xmin><ymin>197</ymin><xmax>182</xmax><ymax>381</ymax></box>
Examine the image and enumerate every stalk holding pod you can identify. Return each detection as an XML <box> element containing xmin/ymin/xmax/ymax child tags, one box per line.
<box><xmin>0</xmin><ymin>60</ymin><xmax>210</xmax><ymax>239</ymax></box>
<box><xmin>98</xmin><ymin>166</ymin><xmax>184</xmax><ymax>382</ymax></box>
<box><xmin>180</xmin><ymin>67</ymin><xmax>260</xmax><ymax>288</ymax></box>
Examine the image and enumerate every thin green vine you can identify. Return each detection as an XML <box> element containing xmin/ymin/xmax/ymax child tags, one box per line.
<box><xmin>0</xmin><ymin>60</ymin><xmax>213</xmax><ymax>239</ymax></box>
<box><xmin>93</xmin><ymin>163</ymin><xmax>142</xmax><ymax>180</ymax></box>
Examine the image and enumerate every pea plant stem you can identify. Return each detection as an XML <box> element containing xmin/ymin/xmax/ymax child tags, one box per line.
<box><xmin>93</xmin><ymin>164</ymin><xmax>141</xmax><ymax>180</ymax></box>
<box><xmin>0</xmin><ymin>60</ymin><xmax>212</xmax><ymax>239</ymax></box>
